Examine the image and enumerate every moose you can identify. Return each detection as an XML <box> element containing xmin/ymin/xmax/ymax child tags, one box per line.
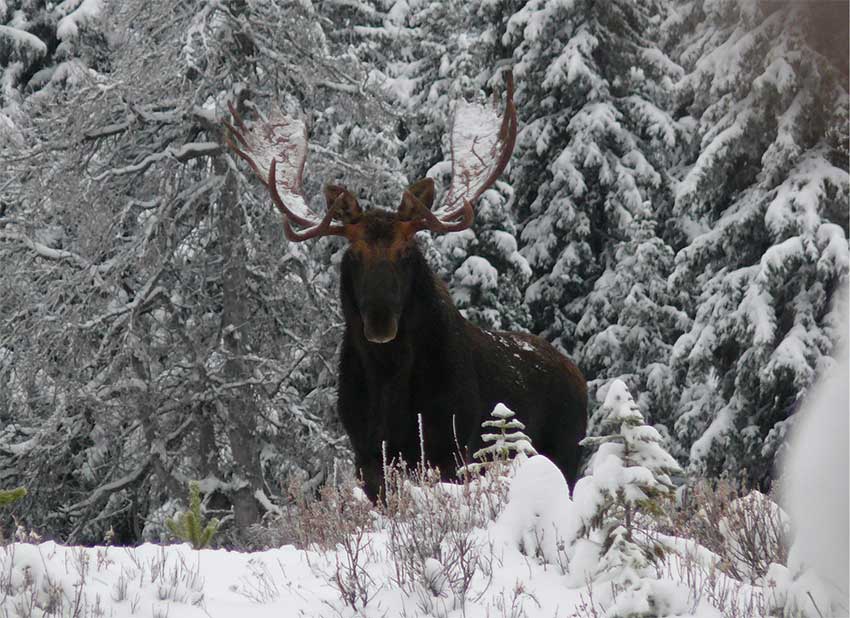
<box><xmin>224</xmin><ymin>73</ymin><xmax>587</xmax><ymax>500</ymax></box>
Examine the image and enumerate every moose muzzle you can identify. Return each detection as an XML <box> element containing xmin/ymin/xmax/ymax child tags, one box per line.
<box><xmin>362</xmin><ymin>309</ymin><xmax>398</xmax><ymax>343</ymax></box>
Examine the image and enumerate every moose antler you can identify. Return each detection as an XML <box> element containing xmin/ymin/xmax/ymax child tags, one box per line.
<box><xmin>412</xmin><ymin>71</ymin><xmax>517</xmax><ymax>234</ymax></box>
<box><xmin>223</xmin><ymin>69</ymin><xmax>516</xmax><ymax>240</ymax></box>
<box><xmin>223</xmin><ymin>103</ymin><xmax>346</xmax><ymax>241</ymax></box>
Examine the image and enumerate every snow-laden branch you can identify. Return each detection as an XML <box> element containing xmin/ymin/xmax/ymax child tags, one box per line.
<box><xmin>0</xmin><ymin>231</ymin><xmax>81</xmax><ymax>263</ymax></box>
<box><xmin>78</xmin><ymin>283</ymin><xmax>166</xmax><ymax>331</ymax></box>
<box><xmin>0</xmin><ymin>25</ymin><xmax>47</xmax><ymax>57</ymax></box>
<box><xmin>57</xmin><ymin>0</ymin><xmax>103</xmax><ymax>40</ymax></box>
<box><xmin>67</xmin><ymin>458</ymin><xmax>151</xmax><ymax>516</ymax></box>
<box><xmin>82</xmin><ymin>121</ymin><xmax>129</xmax><ymax>141</ymax></box>
<box><xmin>92</xmin><ymin>141</ymin><xmax>221</xmax><ymax>180</ymax></box>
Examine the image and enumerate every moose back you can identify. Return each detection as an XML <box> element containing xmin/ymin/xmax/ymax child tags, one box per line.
<box><xmin>224</xmin><ymin>73</ymin><xmax>588</xmax><ymax>500</ymax></box>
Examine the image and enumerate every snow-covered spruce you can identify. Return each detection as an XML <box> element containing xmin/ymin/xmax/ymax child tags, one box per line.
<box><xmin>459</xmin><ymin>402</ymin><xmax>538</xmax><ymax>476</ymax></box>
<box><xmin>578</xmin><ymin>379</ymin><xmax>682</xmax><ymax>591</ymax></box>
<box><xmin>665</xmin><ymin>0</ymin><xmax>849</xmax><ymax>484</ymax></box>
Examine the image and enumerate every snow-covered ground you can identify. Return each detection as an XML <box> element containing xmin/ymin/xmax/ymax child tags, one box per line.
<box><xmin>0</xmin><ymin>466</ymin><xmax>813</xmax><ymax>618</ymax></box>
<box><xmin>0</xmin><ymin>534</ymin><xmax>586</xmax><ymax>618</ymax></box>
<box><xmin>3</xmin><ymin>370</ymin><xmax>846</xmax><ymax>618</ymax></box>
<box><xmin>0</xmin><ymin>517</ymin><xmax>724</xmax><ymax>618</ymax></box>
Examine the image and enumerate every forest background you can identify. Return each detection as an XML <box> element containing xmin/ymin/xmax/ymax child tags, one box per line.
<box><xmin>0</xmin><ymin>0</ymin><xmax>847</xmax><ymax>546</ymax></box>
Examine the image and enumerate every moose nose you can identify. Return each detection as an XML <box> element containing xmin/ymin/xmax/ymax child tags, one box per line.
<box><xmin>363</xmin><ymin>311</ymin><xmax>398</xmax><ymax>344</ymax></box>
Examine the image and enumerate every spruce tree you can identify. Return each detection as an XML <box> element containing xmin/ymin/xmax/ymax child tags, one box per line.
<box><xmin>663</xmin><ymin>1</ymin><xmax>849</xmax><ymax>484</ymax></box>
<box><xmin>580</xmin><ymin>379</ymin><xmax>681</xmax><ymax>586</ymax></box>
<box><xmin>460</xmin><ymin>402</ymin><xmax>537</xmax><ymax>476</ymax></box>
<box><xmin>501</xmin><ymin>0</ymin><xmax>687</xmax><ymax>408</ymax></box>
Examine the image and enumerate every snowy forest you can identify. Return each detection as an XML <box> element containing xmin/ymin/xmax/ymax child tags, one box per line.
<box><xmin>0</xmin><ymin>0</ymin><xmax>847</xmax><ymax>616</ymax></box>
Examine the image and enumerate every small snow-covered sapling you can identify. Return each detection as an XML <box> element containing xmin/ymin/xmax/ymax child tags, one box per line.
<box><xmin>581</xmin><ymin>379</ymin><xmax>682</xmax><ymax>577</ymax></box>
<box><xmin>459</xmin><ymin>403</ymin><xmax>538</xmax><ymax>476</ymax></box>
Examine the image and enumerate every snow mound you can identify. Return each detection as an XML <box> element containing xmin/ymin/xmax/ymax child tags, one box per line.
<box><xmin>496</xmin><ymin>455</ymin><xmax>574</xmax><ymax>564</ymax></box>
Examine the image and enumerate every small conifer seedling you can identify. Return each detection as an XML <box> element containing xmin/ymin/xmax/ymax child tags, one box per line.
<box><xmin>166</xmin><ymin>481</ymin><xmax>219</xmax><ymax>549</ymax></box>
<box><xmin>0</xmin><ymin>487</ymin><xmax>26</xmax><ymax>506</ymax></box>
<box><xmin>581</xmin><ymin>379</ymin><xmax>682</xmax><ymax>585</ymax></box>
<box><xmin>460</xmin><ymin>403</ymin><xmax>538</xmax><ymax>476</ymax></box>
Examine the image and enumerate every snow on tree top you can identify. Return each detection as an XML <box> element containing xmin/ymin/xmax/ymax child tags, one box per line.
<box><xmin>601</xmin><ymin>379</ymin><xmax>644</xmax><ymax>424</ymax></box>
<box><xmin>0</xmin><ymin>24</ymin><xmax>47</xmax><ymax>58</ymax></box>
<box><xmin>57</xmin><ymin>0</ymin><xmax>103</xmax><ymax>40</ymax></box>
<box><xmin>491</xmin><ymin>402</ymin><xmax>515</xmax><ymax>419</ymax></box>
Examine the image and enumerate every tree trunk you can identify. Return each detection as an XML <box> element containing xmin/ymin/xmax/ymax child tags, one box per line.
<box><xmin>216</xmin><ymin>160</ymin><xmax>263</xmax><ymax>530</ymax></box>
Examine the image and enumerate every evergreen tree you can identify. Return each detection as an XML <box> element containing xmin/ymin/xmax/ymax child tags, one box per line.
<box><xmin>502</xmin><ymin>0</ymin><xmax>688</xmax><ymax>407</ymax></box>
<box><xmin>663</xmin><ymin>1</ymin><xmax>849</xmax><ymax>485</ymax></box>
<box><xmin>580</xmin><ymin>380</ymin><xmax>681</xmax><ymax>597</ymax></box>
<box><xmin>166</xmin><ymin>482</ymin><xmax>219</xmax><ymax>550</ymax></box>
<box><xmin>460</xmin><ymin>402</ymin><xmax>537</xmax><ymax>475</ymax></box>
<box><xmin>0</xmin><ymin>487</ymin><xmax>26</xmax><ymax>507</ymax></box>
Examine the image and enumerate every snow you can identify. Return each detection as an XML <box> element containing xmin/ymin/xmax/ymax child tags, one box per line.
<box><xmin>0</xmin><ymin>24</ymin><xmax>47</xmax><ymax>58</ymax></box>
<box><xmin>496</xmin><ymin>455</ymin><xmax>572</xmax><ymax>565</ymax></box>
<box><xmin>454</xmin><ymin>256</ymin><xmax>498</xmax><ymax>290</ymax></box>
<box><xmin>782</xmin><ymin>315</ymin><xmax>849</xmax><ymax>612</ymax></box>
<box><xmin>0</xmin><ymin>452</ymin><xmax>796</xmax><ymax>618</ymax></box>
<box><xmin>490</xmin><ymin>402</ymin><xmax>514</xmax><ymax>419</ymax></box>
<box><xmin>57</xmin><ymin>0</ymin><xmax>103</xmax><ymax>40</ymax></box>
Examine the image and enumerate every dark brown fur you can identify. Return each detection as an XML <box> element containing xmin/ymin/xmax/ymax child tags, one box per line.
<box><xmin>337</xmin><ymin>211</ymin><xmax>588</xmax><ymax>500</ymax></box>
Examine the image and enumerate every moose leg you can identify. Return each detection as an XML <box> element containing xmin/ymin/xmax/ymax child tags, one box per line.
<box><xmin>355</xmin><ymin>453</ymin><xmax>383</xmax><ymax>502</ymax></box>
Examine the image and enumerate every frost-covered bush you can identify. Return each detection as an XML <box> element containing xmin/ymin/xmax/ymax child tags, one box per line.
<box><xmin>669</xmin><ymin>481</ymin><xmax>790</xmax><ymax>583</ymax></box>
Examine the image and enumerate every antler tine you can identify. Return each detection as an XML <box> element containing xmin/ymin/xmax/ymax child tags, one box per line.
<box><xmin>268</xmin><ymin>159</ymin><xmax>346</xmax><ymax>241</ymax></box>
<box><xmin>425</xmin><ymin>70</ymin><xmax>517</xmax><ymax>233</ymax></box>
<box><xmin>223</xmin><ymin>102</ymin><xmax>345</xmax><ymax>241</ymax></box>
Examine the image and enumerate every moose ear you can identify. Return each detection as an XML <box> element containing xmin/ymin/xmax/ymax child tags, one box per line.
<box><xmin>398</xmin><ymin>178</ymin><xmax>436</xmax><ymax>221</ymax></box>
<box><xmin>325</xmin><ymin>185</ymin><xmax>362</xmax><ymax>224</ymax></box>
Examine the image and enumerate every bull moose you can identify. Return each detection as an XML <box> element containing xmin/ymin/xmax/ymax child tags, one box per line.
<box><xmin>224</xmin><ymin>73</ymin><xmax>587</xmax><ymax>500</ymax></box>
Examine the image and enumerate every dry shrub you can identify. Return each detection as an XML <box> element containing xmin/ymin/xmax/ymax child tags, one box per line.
<box><xmin>288</xmin><ymin>480</ymin><xmax>374</xmax><ymax>552</ymax></box>
<box><xmin>657</xmin><ymin>547</ymin><xmax>776</xmax><ymax>618</ymax></box>
<box><xmin>245</xmin><ymin>477</ymin><xmax>373</xmax><ymax>551</ymax></box>
<box><xmin>381</xmin><ymin>460</ymin><xmax>500</xmax><ymax>614</ymax></box>
<box><xmin>241</xmin><ymin>456</ymin><xmax>514</xmax><ymax>613</ymax></box>
<box><xmin>665</xmin><ymin>480</ymin><xmax>790</xmax><ymax>582</ymax></box>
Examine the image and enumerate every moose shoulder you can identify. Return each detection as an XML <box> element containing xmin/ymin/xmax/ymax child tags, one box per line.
<box><xmin>224</xmin><ymin>72</ymin><xmax>588</xmax><ymax>500</ymax></box>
